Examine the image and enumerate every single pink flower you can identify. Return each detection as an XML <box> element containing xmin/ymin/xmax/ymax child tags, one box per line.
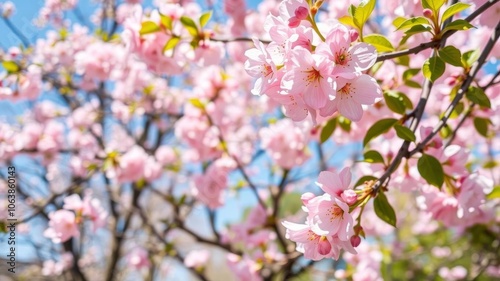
<box><xmin>320</xmin><ymin>74</ymin><xmax>381</xmax><ymax>121</ymax></box>
<box><xmin>281</xmin><ymin>47</ymin><xmax>334</xmax><ymax>109</ymax></box>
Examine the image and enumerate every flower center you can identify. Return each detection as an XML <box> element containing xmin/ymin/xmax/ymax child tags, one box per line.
<box><xmin>303</xmin><ymin>68</ymin><xmax>322</xmax><ymax>86</ymax></box>
<box><xmin>338</xmin><ymin>83</ymin><xmax>352</xmax><ymax>99</ymax></box>
<box><xmin>335</xmin><ymin>49</ymin><xmax>350</xmax><ymax>66</ymax></box>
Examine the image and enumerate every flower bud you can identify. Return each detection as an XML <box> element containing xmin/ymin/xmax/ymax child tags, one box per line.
<box><xmin>341</xmin><ymin>189</ymin><xmax>358</xmax><ymax>205</ymax></box>
<box><xmin>349</xmin><ymin>29</ymin><xmax>359</xmax><ymax>42</ymax></box>
<box><xmin>1</xmin><ymin>2</ymin><xmax>15</xmax><ymax>18</ymax></box>
<box><xmin>294</xmin><ymin>6</ymin><xmax>309</xmax><ymax>20</ymax></box>
<box><xmin>350</xmin><ymin>235</ymin><xmax>361</xmax><ymax>247</ymax></box>
<box><xmin>288</xmin><ymin>16</ymin><xmax>301</xmax><ymax>28</ymax></box>
<box><xmin>423</xmin><ymin>9</ymin><xmax>433</xmax><ymax>19</ymax></box>
<box><xmin>301</xmin><ymin>192</ymin><xmax>315</xmax><ymax>205</ymax></box>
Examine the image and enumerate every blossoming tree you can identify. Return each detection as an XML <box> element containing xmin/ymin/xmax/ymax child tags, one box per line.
<box><xmin>0</xmin><ymin>0</ymin><xmax>499</xmax><ymax>280</ymax></box>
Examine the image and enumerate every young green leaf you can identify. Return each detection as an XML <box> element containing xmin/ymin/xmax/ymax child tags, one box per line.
<box><xmin>338</xmin><ymin>16</ymin><xmax>357</xmax><ymax>28</ymax></box>
<box><xmin>354</xmin><ymin>175</ymin><xmax>378</xmax><ymax>187</ymax></box>
<box><xmin>441</xmin><ymin>2</ymin><xmax>471</xmax><ymax>24</ymax></box>
<box><xmin>374</xmin><ymin>192</ymin><xmax>397</xmax><ymax>227</ymax></box>
<box><xmin>486</xmin><ymin>186</ymin><xmax>500</xmax><ymax>200</ymax></box>
<box><xmin>461</xmin><ymin>49</ymin><xmax>480</xmax><ymax>68</ymax></box>
<box><xmin>396</xmin><ymin>17</ymin><xmax>430</xmax><ymax>30</ymax></box>
<box><xmin>400</xmin><ymin>25</ymin><xmax>432</xmax><ymax>45</ymax></box>
<box><xmin>441</xmin><ymin>19</ymin><xmax>474</xmax><ymax>34</ymax></box>
<box><xmin>392</xmin><ymin>16</ymin><xmax>407</xmax><ymax>28</ymax></box>
<box><xmin>363</xmin><ymin>150</ymin><xmax>385</xmax><ymax>164</ymax></box>
<box><xmin>180</xmin><ymin>16</ymin><xmax>199</xmax><ymax>37</ymax></box>
<box><xmin>417</xmin><ymin>154</ymin><xmax>444</xmax><ymax>188</ymax></box>
<box><xmin>338</xmin><ymin>116</ymin><xmax>352</xmax><ymax>132</ymax></box>
<box><xmin>163</xmin><ymin>36</ymin><xmax>181</xmax><ymax>52</ymax></box>
<box><xmin>199</xmin><ymin>11</ymin><xmax>212</xmax><ymax>28</ymax></box>
<box><xmin>473</xmin><ymin>117</ymin><xmax>490</xmax><ymax>137</ymax></box>
<box><xmin>2</xmin><ymin>61</ymin><xmax>20</xmax><ymax>73</ymax></box>
<box><xmin>363</xmin><ymin>34</ymin><xmax>394</xmax><ymax>52</ymax></box>
<box><xmin>394</xmin><ymin>124</ymin><xmax>416</xmax><ymax>142</ymax></box>
<box><xmin>422</xmin><ymin>0</ymin><xmax>445</xmax><ymax>13</ymax></box>
<box><xmin>422</xmin><ymin>56</ymin><xmax>445</xmax><ymax>82</ymax></box>
<box><xmin>320</xmin><ymin>118</ymin><xmax>337</xmax><ymax>144</ymax></box>
<box><xmin>160</xmin><ymin>13</ymin><xmax>173</xmax><ymax>30</ymax></box>
<box><xmin>189</xmin><ymin>98</ymin><xmax>205</xmax><ymax>109</ymax></box>
<box><xmin>363</xmin><ymin>118</ymin><xmax>398</xmax><ymax>146</ymax></box>
<box><xmin>466</xmin><ymin>87</ymin><xmax>491</xmax><ymax>108</ymax></box>
<box><xmin>354</xmin><ymin>0</ymin><xmax>376</xmax><ymax>30</ymax></box>
<box><xmin>384</xmin><ymin>91</ymin><xmax>410</xmax><ymax>114</ymax></box>
<box><xmin>139</xmin><ymin>21</ymin><xmax>161</xmax><ymax>35</ymax></box>
<box><xmin>438</xmin><ymin>45</ymin><xmax>463</xmax><ymax>67</ymax></box>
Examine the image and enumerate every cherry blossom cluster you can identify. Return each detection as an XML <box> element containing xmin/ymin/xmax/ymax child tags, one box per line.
<box><xmin>44</xmin><ymin>193</ymin><xmax>107</xmax><ymax>243</ymax></box>
<box><xmin>283</xmin><ymin>168</ymin><xmax>362</xmax><ymax>260</ymax></box>
<box><xmin>245</xmin><ymin>0</ymin><xmax>381</xmax><ymax>123</ymax></box>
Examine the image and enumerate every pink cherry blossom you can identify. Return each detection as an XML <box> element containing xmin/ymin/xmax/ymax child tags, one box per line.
<box><xmin>281</xmin><ymin>47</ymin><xmax>334</xmax><ymax>109</ymax></box>
<box><xmin>320</xmin><ymin>74</ymin><xmax>382</xmax><ymax>121</ymax></box>
<box><xmin>44</xmin><ymin>210</ymin><xmax>80</xmax><ymax>243</ymax></box>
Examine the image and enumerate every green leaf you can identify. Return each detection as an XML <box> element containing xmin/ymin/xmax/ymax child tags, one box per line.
<box><xmin>441</xmin><ymin>19</ymin><xmax>474</xmax><ymax>34</ymax></box>
<box><xmin>320</xmin><ymin>118</ymin><xmax>337</xmax><ymax>144</ymax></box>
<box><xmin>396</xmin><ymin>55</ymin><xmax>410</xmax><ymax>66</ymax></box>
<box><xmin>473</xmin><ymin>117</ymin><xmax>490</xmax><ymax>137</ymax></box>
<box><xmin>374</xmin><ymin>192</ymin><xmax>397</xmax><ymax>227</ymax></box>
<box><xmin>189</xmin><ymin>98</ymin><xmax>205</xmax><ymax>109</ymax></box>
<box><xmin>402</xmin><ymin>68</ymin><xmax>422</xmax><ymax>88</ymax></box>
<box><xmin>163</xmin><ymin>36</ymin><xmax>181</xmax><ymax>52</ymax></box>
<box><xmin>439</xmin><ymin>124</ymin><xmax>452</xmax><ymax>138</ymax></box>
<box><xmin>363</xmin><ymin>150</ymin><xmax>385</xmax><ymax>164</ymax></box>
<box><xmin>354</xmin><ymin>0</ymin><xmax>376</xmax><ymax>30</ymax></box>
<box><xmin>338</xmin><ymin>16</ymin><xmax>357</xmax><ymax>28</ymax></box>
<box><xmin>422</xmin><ymin>0</ymin><xmax>445</xmax><ymax>13</ymax></box>
<box><xmin>199</xmin><ymin>11</ymin><xmax>212</xmax><ymax>28</ymax></box>
<box><xmin>354</xmin><ymin>175</ymin><xmax>378</xmax><ymax>187</ymax></box>
<box><xmin>461</xmin><ymin>49</ymin><xmax>480</xmax><ymax>68</ymax></box>
<box><xmin>363</xmin><ymin>118</ymin><xmax>398</xmax><ymax>147</ymax></box>
<box><xmin>400</xmin><ymin>25</ymin><xmax>432</xmax><ymax>45</ymax></box>
<box><xmin>438</xmin><ymin>45</ymin><xmax>463</xmax><ymax>67</ymax></box>
<box><xmin>396</xmin><ymin>17</ymin><xmax>430</xmax><ymax>30</ymax></box>
<box><xmin>2</xmin><ymin>61</ymin><xmax>20</xmax><ymax>73</ymax></box>
<box><xmin>139</xmin><ymin>21</ymin><xmax>161</xmax><ymax>35</ymax></box>
<box><xmin>392</xmin><ymin>17</ymin><xmax>407</xmax><ymax>29</ymax></box>
<box><xmin>394</xmin><ymin>124</ymin><xmax>416</xmax><ymax>142</ymax></box>
<box><xmin>441</xmin><ymin>3</ymin><xmax>471</xmax><ymax>24</ymax></box>
<box><xmin>384</xmin><ymin>91</ymin><xmax>407</xmax><ymax>114</ymax></box>
<box><xmin>449</xmin><ymin>101</ymin><xmax>464</xmax><ymax>119</ymax></box>
<box><xmin>417</xmin><ymin>154</ymin><xmax>444</xmax><ymax>188</ymax></box>
<box><xmin>466</xmin><ymin>87</ymin><xmax>491</xmax><ymax>108</ymax></box>
<box><xmin>422</xmin><ymin>56</ymin><xmax>445</xmax><ymax>82</ymax></box>
<box><xmin>363</xmin><ymin>34</ymin><xmax>394</xmax><ymax>52</ymax></box>
<box><xmin>486</xmin><ymin>186</ymin><xmax>500</xmax><ymax>200</ymax></box>
<box><xmin>160</xmin><ymin>13</ymin><xmax>173</xmax><ymax>30</ymax></box>
<box><xmin>338</xmin><ymin>116</ymin><xmax>351</xmax><ymax>132</ymax></box>
<box><xmin>348</xmin><ymin>4</ymin><xmax>357</xmax><ymax>17</ymax></box>
<box><xmin>180</xmin><ymin>16</ymin><xmax>199</xmax><ymax>37</ymax></box>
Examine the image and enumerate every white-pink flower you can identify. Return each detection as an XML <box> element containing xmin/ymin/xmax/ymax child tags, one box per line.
<box><xmin>320</xmin><ymin>74</ymin><xmax>381</xmax><ymax>121</ymax></box>
<box><xmin>44</xmin><ymin>210</ymin><xmax>80</xmax><ymax>243</ymax></box>
<box><xmin>281</xmin><ymin>47</ymin><xmax>334</xmax><ymax>109</ymax></box>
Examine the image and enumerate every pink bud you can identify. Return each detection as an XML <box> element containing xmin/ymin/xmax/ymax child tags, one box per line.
<box><xmin>294</xmin><ymin>6</ymin><xmax>309</xmax><ymax>20</ymax></box>
<box><xmin>423</xmin><ymin>9</ymin><xmax>433</xmax><ymax>19</ymax></box>
<box><xmin>288</xmin><ymin>16</ymin><xmax>301</xmax><ymax>28</ymax></box>
<box><xmin>341</xmin><ymin>190</ymin><xmax>358</xmax><ymax>205</ymax></box>
<box><xmin>350</xmin><ymin>235</ymin><xmax>361</xmax><ymax>247</ymax></box>
<box><xmin>301</xmin><ymin>192</ymin><xmax>315</xmax><ymax>205</ymax></box>
<box><xmin>349</xmin><ymin>29</ymin><xmax>359</xmax><ymax>42</ymax></box>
